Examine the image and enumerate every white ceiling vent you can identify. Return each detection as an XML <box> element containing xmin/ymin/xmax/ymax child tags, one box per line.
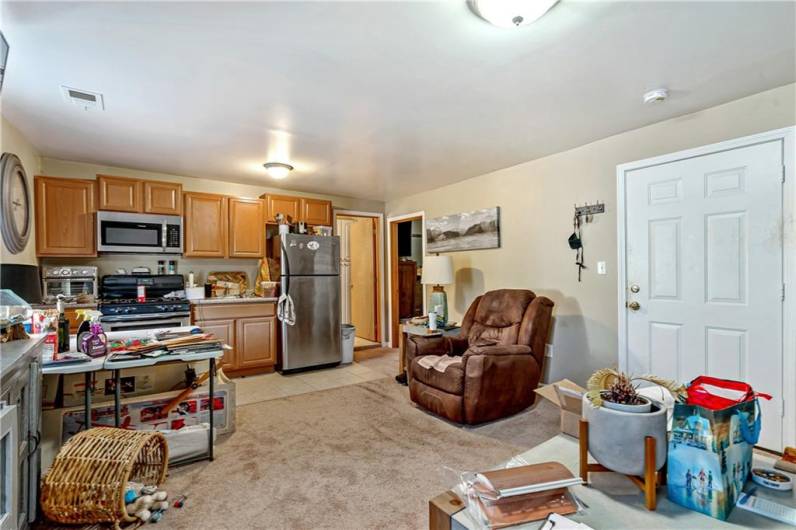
<box><xmin>61</xmin><ymin>86</ymin><xmax>104</xmax><ymax>110</ymax></box>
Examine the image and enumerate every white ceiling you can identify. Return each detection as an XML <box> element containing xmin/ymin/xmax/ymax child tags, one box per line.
<box><xmin>2</xmin><ymin>1</ymin><xmax>794</xmax><ymax>202</ymax></box>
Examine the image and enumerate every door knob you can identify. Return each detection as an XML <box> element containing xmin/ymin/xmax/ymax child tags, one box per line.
<box><xmin>627</xmin><ymin>301</ymin><xmax>641</xmax><ymax>311</ymax></box>
<box><xmin>630</xmin><ymin>284</ymin><xmax>640</xmax><ymax>293</ymax></box>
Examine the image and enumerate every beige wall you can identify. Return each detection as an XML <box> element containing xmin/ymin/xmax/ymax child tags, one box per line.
<box><xmin>32</xmin><ymin>158</ymin><xmax>384</xmax><ymax>285</ymax></box>
<box><xmin>0</xmin><ymin>117</ymin><xmax>41</xmax><ymax>266</ymax></box>
<box><xmin>386</xmin><ymin>83</ymin><xmax>796</xmax><ymax>385</ymax></box>
<box><xmin>39</xmin><ymin>157</ymin><xmax>384</xmax><ymax>212</ymax></box>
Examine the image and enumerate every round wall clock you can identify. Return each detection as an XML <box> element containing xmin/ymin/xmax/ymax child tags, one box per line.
<box><xmin>0</xmin><ymin>152</ymin><xmax>31</xmax><ymax>254</ymax></box>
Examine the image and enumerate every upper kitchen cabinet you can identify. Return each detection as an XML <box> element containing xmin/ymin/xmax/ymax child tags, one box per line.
<box><xmin>300</xmin><ymin>197</ymin><xmax>332</xmax><ymax>226</ymax></box>
<box><xmin>97</xmin><ymin>175</ymin><xmax>182</xmax><ymax>215</ymax></box>
<box><xmin>263</xmin><ymin>194</ymin><xmax>301</xmax><ymax>224</ymax></box>
<box><xmin>144</xmin><ymin>180</ymin><xmax>182</xmax><ymax>215</ymax></box>
<box><xmin>97</xmin><ymin>175</ymin><xmax>142</xmax><ymax>212</ymax></box>
<box><xmin>261</xmin><ymin>193</ymin><xmax>332</xmax><ymax>225</ymax></box>
<box><xmin>183</xmin><ymin>192</ymin><xmax>228</xmax><ymax>257</ymax></box>
<box><xmin>35</xmin><ymin>176</ymin><xmax>97</xmax><ymax>257</ymax></box>
<box><xmin>228</xmin><ymin>197</ymin><xmax>265</xmax><ymax>258</ymax></box>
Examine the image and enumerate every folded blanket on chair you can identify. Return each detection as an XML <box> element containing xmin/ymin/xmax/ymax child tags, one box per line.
<box><xmin>417</xmin><ymin>354</ymin><xmax>461</xmax><ymax>373</ymax></box>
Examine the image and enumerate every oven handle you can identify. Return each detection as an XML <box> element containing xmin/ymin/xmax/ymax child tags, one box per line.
<box><xmin>100</xmin><ymin>312</ymin><xmax>190</xmax><ymax>322</ymax></box>
<box><xmin>103</xmin><ymin>317</ymin><xmax>191</xmax><ymax>330</ymax></box>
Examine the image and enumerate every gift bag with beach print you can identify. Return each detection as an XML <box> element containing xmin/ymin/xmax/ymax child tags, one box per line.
<box><xmin>666</xmin><ymin>381</ymin><xmax>762</xmax><ymax>520</ymax></box>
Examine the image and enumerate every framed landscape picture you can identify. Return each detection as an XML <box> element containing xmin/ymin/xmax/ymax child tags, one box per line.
<box><xmin>426</xmin><ymin>207</ymin><xmax>500</xmax><ymax>253</ymax></box>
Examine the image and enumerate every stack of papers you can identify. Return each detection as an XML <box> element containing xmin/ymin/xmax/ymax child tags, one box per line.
<box><xmin>541</xmin><ymin>514</ymin><xmax>594</xmax><ymax>530</ymax></box>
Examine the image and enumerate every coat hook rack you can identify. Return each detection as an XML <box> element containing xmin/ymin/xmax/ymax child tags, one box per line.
<box><xmin>574</xmin><ymin>201</ymin><xmax>605</xmax><ymax>219</ymax></box>
<box><xmin>569</xmin><ymin>201</ymin><xmax>605</xmax><ymax>282</ymax></box>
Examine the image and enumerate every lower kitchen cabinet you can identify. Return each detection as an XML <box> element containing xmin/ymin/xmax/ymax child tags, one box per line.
<box><xmin>197</xmin><ymin>318</ymin><xmax>236</xmax><ymax>372</ymax></box>
<box><xmin>235</xmin><ymin>316</ymin><xmax>277</xmax><ymax>370</ymax></box>
<box><xmin>192</xmin><ymin>302</ymin><xmax>276</xmax><ymax>377</ymax></box>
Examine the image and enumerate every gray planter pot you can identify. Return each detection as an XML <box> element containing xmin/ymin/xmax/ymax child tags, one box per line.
<box><xmin>582</xmin><ymin>395</ymin><xmax>668</xmax><ymax>476</ymax></box>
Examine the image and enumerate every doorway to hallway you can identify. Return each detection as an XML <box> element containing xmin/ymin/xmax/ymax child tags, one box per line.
<box><xmin>336</xmin><ymin>212</ymin><xmax>382</xmax><ymax>348</ymax></box>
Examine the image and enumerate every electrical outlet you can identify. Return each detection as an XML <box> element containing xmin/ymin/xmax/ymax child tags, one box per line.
<box><xmin>597</xmin><ymin>261</ymin><xmax>607</xmax><ymax>275</ymax></box>
<box><xmin>545</xmin><ymin>344</ymin><xmax>554</xmax><ymax>358</ymax></box>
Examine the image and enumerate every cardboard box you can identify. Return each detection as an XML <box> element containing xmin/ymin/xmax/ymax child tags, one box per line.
<box><xmin>535</xmin><ymin>379</ymin><xmax>586</xmax><ymax>438</ymax></box>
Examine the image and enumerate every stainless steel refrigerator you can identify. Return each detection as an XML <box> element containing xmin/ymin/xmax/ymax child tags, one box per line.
<box><xmin>278</xmin><ymin>233</ymin><xmax>342</xmax><ymax>372</ymax></box>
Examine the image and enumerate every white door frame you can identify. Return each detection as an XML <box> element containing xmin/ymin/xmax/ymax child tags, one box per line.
<box><xmin>333</xmin><ymin>209</ymin><xmax>386</xmax><ymax>345</ymax></box>
<box><xmin>616</xmin><ymin>126</ymin><xmax>796</xmax><ymax>448</ymax></box>
<box><xmin>386</xmin><ymin>211</ymin><xmax>426</xmax><ymax>346</ymax></box>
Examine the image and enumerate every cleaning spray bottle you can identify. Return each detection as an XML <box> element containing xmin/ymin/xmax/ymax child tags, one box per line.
<box><xmin>77</xmin><ymin>310</ymin><xmax>108</xmax><ymax>357</ymax></box>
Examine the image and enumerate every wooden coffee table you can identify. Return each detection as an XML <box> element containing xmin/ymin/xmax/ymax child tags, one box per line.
<box><xmin>430</xmin><ymin>434</ymin><xmax>795</xmax><ymax>529</ymax></box>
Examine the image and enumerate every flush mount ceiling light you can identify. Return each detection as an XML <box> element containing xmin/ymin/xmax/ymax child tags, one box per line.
<box><xmin>263</xmin><ymin>161</ymin><xmax>294</xmax><ymax>179</ymax></box>
<box><xmin>469</xmin><ymin>0</ymin><xmax>559</xmax><ymax>28</ymax></box>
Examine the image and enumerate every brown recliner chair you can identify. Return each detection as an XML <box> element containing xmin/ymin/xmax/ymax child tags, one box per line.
<box><xmin>406</xmin><ymin>289</ymin><xmax>554</xmax><ymax>425</ymax></box>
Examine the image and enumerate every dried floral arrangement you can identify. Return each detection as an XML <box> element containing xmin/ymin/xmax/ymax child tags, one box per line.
<box><xmin>586</xmin><ymin>368</ymin><xmax>687</xmax><ymax>407</ymax></box>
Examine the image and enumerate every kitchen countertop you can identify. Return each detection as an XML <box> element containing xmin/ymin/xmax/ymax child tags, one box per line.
<box><xmin>1</xmin><ymin>333</ymin><xmax>46</xmax><ymax>377</ymax></box>
<box><xmin>190</xmin><ymin>296</ymin><xmax>278</xmax><ymax>305</ymax></box>
<box><xmin>31</xmin><ymin>302</ymin><xmax>98</xmax><ymax>310</ymax></box>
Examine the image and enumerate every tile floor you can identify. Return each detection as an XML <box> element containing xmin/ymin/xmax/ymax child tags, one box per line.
<box><xmin>233</xmin><ymin>347</ymin><xmax>398</xmax><ymax>406</ymax></box>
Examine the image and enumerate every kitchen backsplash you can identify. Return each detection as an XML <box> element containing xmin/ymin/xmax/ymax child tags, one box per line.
<box><xmin>41</xmin><ymin>256</ymin><xmax>261</xmax><ymax>288</ymax></box>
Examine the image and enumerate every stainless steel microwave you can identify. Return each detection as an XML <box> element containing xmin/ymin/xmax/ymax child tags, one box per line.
<box><xmin>97</xmin><ymin>211</ymin><xmax>182</xmax><ymax>254</ymax></box>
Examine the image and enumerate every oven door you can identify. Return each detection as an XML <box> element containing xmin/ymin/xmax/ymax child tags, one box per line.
<box><xmin>97</xmin><ymin>212</ymin><xmax>182</xmax><ymax>254</ymax></box>
<box><xmin>101</xmin><ymin>313</ymin><xmax>191</xmax><ymax>332</ymax></box>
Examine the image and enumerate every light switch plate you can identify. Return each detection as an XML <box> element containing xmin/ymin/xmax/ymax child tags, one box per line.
<box><xmin>597</xmin><ymin>261</ymin><xmax>607</xmax><ymax>275</ymax></box>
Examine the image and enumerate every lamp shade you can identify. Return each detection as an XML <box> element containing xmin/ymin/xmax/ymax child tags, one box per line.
<box><xmin>421</xmin><ymin>255</ymin><xmax>454</xmax><ymax>285</ymax></box>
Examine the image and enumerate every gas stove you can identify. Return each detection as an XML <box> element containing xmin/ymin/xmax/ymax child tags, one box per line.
<box><xmin>99</xmin><ymin>298</ymin><xmax>191</xmax><ymax>317</ymax></box>
<box><xmin>99</xmin><ymin>274</ymin><xmax>191</xmax><ymax>330</ymax></box>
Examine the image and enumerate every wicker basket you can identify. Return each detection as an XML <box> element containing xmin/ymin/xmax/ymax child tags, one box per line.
<box><xmin>41</xmin><ymin>427</ymin><xmax>168</xmax><ymax>527</ymax></box>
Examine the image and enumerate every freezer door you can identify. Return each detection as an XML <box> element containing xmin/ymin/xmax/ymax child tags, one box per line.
<box><xmin>282</xmin><ymin>234</ymin><xmax>339</xmax><ymax>276</ymax></box>
<box><xmin>281</xmin><ymin>275</ymin><xmax>342</xmax><ymax>370</ymax></box>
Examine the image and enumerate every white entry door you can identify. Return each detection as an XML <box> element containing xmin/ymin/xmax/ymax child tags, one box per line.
<box><xmin>623</xmin><ymin>139</ymin><xmax>784</xmax><ymax>450</ymax></box>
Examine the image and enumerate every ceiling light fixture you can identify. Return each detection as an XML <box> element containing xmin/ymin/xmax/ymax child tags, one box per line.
<box><xmin>643</xmin><ymin>88</ymin><xmax>668</xmax><ymax>104</ymax></box>
<box><xmin>263</xmin><ymin>161</ymin><xmax>293</xmax><ymax>179</ymax></box>
<box><xmin>469</xmin><ymin>0</ymin><xmax>559</xmax><ymax>28</ymax></box>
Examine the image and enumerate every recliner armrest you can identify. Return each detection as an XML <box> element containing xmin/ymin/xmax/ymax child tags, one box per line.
<box><xmin>464</xmin><ymin>344</ymin><xmax>532</xmax><ymax>358</ymax></box>
<box><xmin>407</xmin><ymin>335</ymin><xmax>451</xmax><ymax>357</ymax></box>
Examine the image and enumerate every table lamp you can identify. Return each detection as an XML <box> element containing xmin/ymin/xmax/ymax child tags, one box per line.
<box><xmin>422</xmin><ymin>255</ymin><xmax>454</xmax><ymax>326</ymax></box>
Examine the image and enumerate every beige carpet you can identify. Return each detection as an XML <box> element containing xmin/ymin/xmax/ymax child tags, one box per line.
<box><xmin>162</xmin><ymin>377</ymin><xmax>559</xmax><ymax>529</ymax></box>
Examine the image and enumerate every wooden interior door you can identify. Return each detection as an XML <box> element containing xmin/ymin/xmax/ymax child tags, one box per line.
<box><xmin>349</xmin><ymin>217</ymin><xmax>377</xmax><ymax>341</ymax></box>
<box><xmin>35</xmin><ymin>176</ymin><xmax>96</xmax><ymax>256</ymax></box>
<box><xmin>183</xmin><ymin>192</ymin><xmax>228</xmax><ymax>257</ymax></box>
<box><xmin>228</xmin><ymin>198</ymin><xmax>264</xmax><ymax>257</ymax></box>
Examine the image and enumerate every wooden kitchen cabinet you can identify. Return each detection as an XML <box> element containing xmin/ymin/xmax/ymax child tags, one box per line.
<box><xmin>97</xmin><ymin>174</ymin><xmax>182</xmax><ymax>215</ymax></box>
<box><xmin>144</xmin><ymin>180</ymin><xmax>182</xmax><ymax>215</ymax></box>
<box><xmin>263</xmin><ymin>194</ymin><xmax>301</xmax><ymax>224</ymax></box>
<box><xmin>35</xmin><ymin>176</ymin><xmax>97</xmax><ymax>257</ymax></box>
<box><xmin>262</xmin><ymin>193</ymin><xmax>333</xmax><ymax>225</ymax></box>
<box><xmin>300</xmin><ymin>197</ymin><xmax>332</xmax><ymax>226</ymax></box>
<box><xmin>235</xmin><ymin>316</ymin><xmax>277</xmax><ymax>370</ymax></box>
<box><xmin>228</xmin><ymin>197</ymin><xmax>265</xmax><ymax>257</ymax></box>
<box><xmin>192</xmin><ymin>302</ymin><xmax>277</xmax><ymax>376</ymax></box>
<box><xmin>97</xmin><ymin>175</ymin><xmax>142</xmax><ymax>212</ymax></box>
<box><xmin>197</xmin><ymin>318</ymin><xmax>236</xmax><ymax>372</ymax></box>
<box><xmin>183</xmin><ymin>192</ymin><xmax>228</xmax><ymax>257</ymax></box>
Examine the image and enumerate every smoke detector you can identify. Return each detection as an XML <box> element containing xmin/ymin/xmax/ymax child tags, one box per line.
<box><xmin>643</xmin><ymin>88</ymin><xmax>668</xmax><ymax>104</ymax></box>
<box><xmin>61</xmin><ymin>86</ymin><xmax>104</xmax><ymax>111</ymax></box>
